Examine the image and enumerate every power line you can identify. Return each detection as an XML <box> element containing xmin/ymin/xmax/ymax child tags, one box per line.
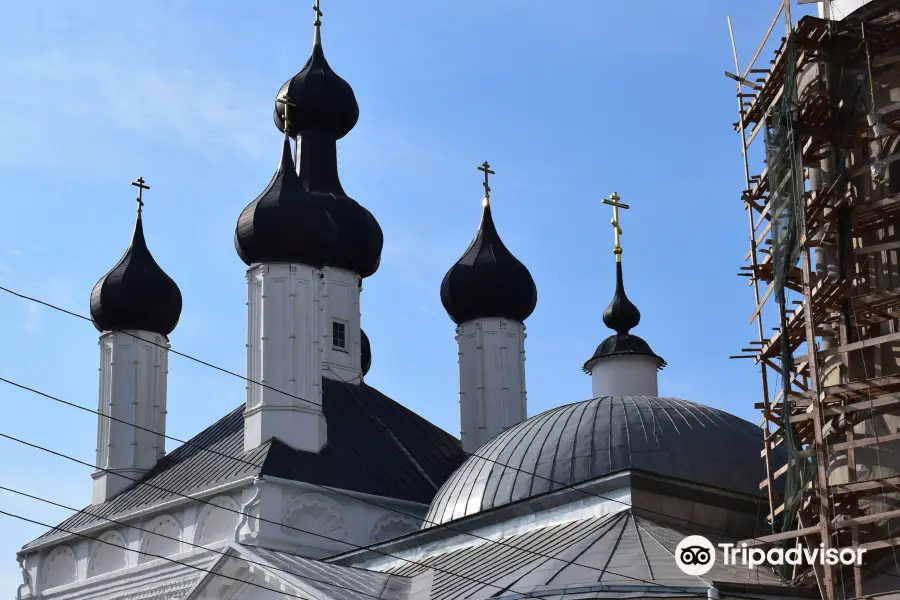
<box><xmin>2</xmin><ymin>431</ymin><xmax>754</xmax><ymax>600</ymax></box>
<box><xmin>0</xmin><ymin>285</ymin><xmax>781</xmax><ymax>541</ymax></box>
<box><xmin>2</xmin><ymin>506</ymin><xmax>336</xmax><ymax>600</ymax></box>
<box><xmin>0</xmin><ymin>371</ymin><xmax>780</xmax><ymax>576</ymax></box>
<box><xmin>0</xmin><ymin>283</ymin><xmax>879</xmax><ymax>592</ymax></box>
<box><xmin>0</xmin><ymin>483</ymin><xmax>396</xmax><ymax>600</ymax></box>
<box><xmin>2</xmin><ymin>373</ymin><xmax>791</xmax><ymax>598</ymax></box>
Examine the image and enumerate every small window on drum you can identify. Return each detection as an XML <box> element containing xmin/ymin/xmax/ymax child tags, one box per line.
<box><xmin>332</xmin><ymin>321</ymin><xmax>347</xmax><ymax>350</ymax></box>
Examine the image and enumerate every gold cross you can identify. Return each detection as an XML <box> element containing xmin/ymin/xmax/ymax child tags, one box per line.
<box><xmin>277</xmin><ymin>94</ymin><xmax>296</xmax><ymax>130</ymax></box>
<box><xmin>478</xmin><ymin>161</ymin><xmax>495</xmax><ymax>206</ymax></box>
<box><xmin>131</xmin><ymin>177</ymin><xmax>150</xmax><ymax>213</ymax></box>
<box><xmin>312</xmin><ymin>0</ymin><xmax>322</xmax><ymax>26</ymax></box>
<box><xmin>601</xmin><ymin>192</ymin><xmax>630</xmax><ymax>262</ymax></box>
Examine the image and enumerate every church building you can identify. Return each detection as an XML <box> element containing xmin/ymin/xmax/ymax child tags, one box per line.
<box><xmin>12</xmin><ymin>6</ymin><xmax>821</xmax><ymax>600</ymax></box>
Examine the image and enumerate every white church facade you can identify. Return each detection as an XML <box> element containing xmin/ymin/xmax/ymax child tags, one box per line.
<box><xmin>15</xmin><ymin>3</ymin><xmax>894</xmax><ymax>600</ymax></box>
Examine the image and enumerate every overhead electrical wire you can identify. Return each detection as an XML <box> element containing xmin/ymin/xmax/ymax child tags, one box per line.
<box><xmin>0</xmin><ymin>284</ymin><xmax>786</xmax><ymax>543</ymax></box>
<box><xmin>2</xmin><ymin>506</ymin><xmax>371</xmax><ymax>600</ymax></box>
<box><xmin>1</xmin><ymin>429</ymin><xmax>756</xmax><ymax>600</ymax></box>
<box><xmin>2</xmin><ymin>283</ymin><xmax>888</xmax><ymax>593</ymax></box>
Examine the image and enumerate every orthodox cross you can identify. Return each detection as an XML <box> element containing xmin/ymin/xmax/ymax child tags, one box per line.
<box><xmin>277</xmin><ymin>94</ymin><xmax>296</xmax><ymax>129</ymax></box>
<box><xmin>601</xmin><ymin>192</ymin><xmax>630</xmax><ymax>262</ymax></box>
<box><xmin>313</xmin><ymin>0</ymin><xmax>322</xmax><ymax>26</ymax></box>
<box><xmin>478</xmin><ymin>161</ymin><xmax>495</xmax><ymax>205</ymax></box>
<box><xmin>131</xmin><ymin>177</ymin><xmax>150</xmax><ymax>214</ymax></box>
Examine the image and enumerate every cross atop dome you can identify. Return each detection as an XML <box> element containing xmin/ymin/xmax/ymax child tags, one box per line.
<box><xmin>601</xmin><ymin>192</ymin><xmax>629</xmax><ymax>262</ymax></box>
<box><xmin>313</xmin><ymin>0</ymin><xmax>322</xmax><ymax>26</ymax></box>
<box><xmin>131</xmin><ymin>177</ymin><xmax>150</xmax><ymax>214</ymax></box>
<box><xmin>478</xmin><ymin>161</ymin><xmax>495</xmax><ymax>206</ymax></box>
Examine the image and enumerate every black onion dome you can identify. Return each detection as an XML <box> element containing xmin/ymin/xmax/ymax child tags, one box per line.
<box><xmin>90</xmin><ymin>211</ymin><xmax>182</xmax><ymax>336</ymax></box>
<box><xmin>583</xmin><ymin>261</ymin><xmax>664</xmax><ymax>372</ymax></box>
<box><xmin>313</xmin><ymin>192</ymin><xmax>383</xmax><ymax>277</ymax></box>
<box><xmin>235</xmin><ymin>134</ymin><xmax>338</xmax><ymax>266</ymax></box>
<box><xmin>441</xmin><ymin>203</ymin><xmax>537</xmax><ymax>325</ymax></box>
<box><xmin>361</xmin><ymin>329</ymin><xmax>371</xmax><ymax>376</ymax></box>
<box><xmin>274</xmin><ymin>28</ymin><xmax>359</xmax><ymax>139</ymax></box>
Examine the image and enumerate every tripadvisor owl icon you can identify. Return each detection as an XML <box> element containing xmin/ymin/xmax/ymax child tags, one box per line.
<box><xmin>675</xmin><ymin>535</ymin><xmax>716</xmax><ymax>576</ymax></box>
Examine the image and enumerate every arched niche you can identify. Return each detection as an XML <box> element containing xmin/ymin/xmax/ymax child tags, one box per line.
<box><xmin>139</xmin><ymin>514</ymin><xmax>182</xmax><ymax>564</ymax></box>
<box><xmin>280</xmin><ymin>493</ymin><xmax>347</xmax><ymax>541</ymax></box>
<box><xmin>87</xmin><ymin>530</ymin><xmax>128</xmax><ymax>578</ymax></box>
<box><xmin>40</xmin><ymin>545</ymin><xmax>77</xmax><ymax>589</ymax></box>
<box><xmin>370</xmin><ymin>513</ymin><xmax>420</xmax><ymax>543</ymax></box>
<box><xmin>195</xmin><ymin>495</ymin><xmax>240</xmax><ymax>546</ymax></box>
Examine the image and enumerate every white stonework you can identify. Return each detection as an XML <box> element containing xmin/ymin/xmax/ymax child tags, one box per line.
<box><xmin>195</xmin><ymin>495</ymin><xmax>241</xmax><ymax>547</ymax></box>
<box><xmin>243</xmin><ymin>477</ymin><xmax>428</xmax><ymax>559</ymax></box>
<box><xmin>321</xmin><ymin>266</ymin><xmax>363</xmax><ymax>384</ymax></box>
<box><xmin>455</xmin><ymin>318</ymin><xmax>528</xmax><ymax>453</ymax></box>
<box><xmin>370</xmin><ymin>513</ymin><xmax>420</xmax><ymax>543</ymax></box>
<box><xmin>93</xmin><ymin>330</ymin><xmax>170</xmax><ymax>505</ymax></box>
<box><xmin>589</xmin><ymin>354</ymin><xmax>659</xmax><ymax>398</ymax></box>
<box><xmin>243</xmin><ymin>263</ymin><xmax>327</xmax><ymax>454</ymax></box>
<box><xmin>16</xmin><ymin>477</ymin><xmax>429</xmax><ymax>599</ymax></box>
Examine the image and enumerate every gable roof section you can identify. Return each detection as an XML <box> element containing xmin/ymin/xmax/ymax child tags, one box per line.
<box><xmin>21</xmin><ymin>379</ymin><xmax>465</xmax><ymax>552</ymax></box>
<box><xmin>186</xmin><ymin>543</ymin><xmax>412</xmax><ymax>600</ymax></box>
<box><xmin>349</xmin><ymin>510</ymin><xmax>814</xmax><ymax>600</ymax></box>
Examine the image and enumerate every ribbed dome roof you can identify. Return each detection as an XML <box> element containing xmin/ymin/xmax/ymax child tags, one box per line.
<box><xmin>424</xmin><ymin>396</ymin><xmax>769</xmax><ymax>526</ymax></box>
<box><xmin>274</xmin><ymin>18</ymin><xmax>358</xmax><ymax>139</ymax></box>
<box><xmin>440</xmin><ymin>202</ymin><xmax>537</xmax><ymax>325</ymax></box>
<box><xmin>90</xmin><ymin>208</ymin><xmax>182</xmax><ymax>336</ymax></box>
<box><xmin>235</xmin><ymin>133</ymin><xmax>338</xmax><ymax>266</ymax></box>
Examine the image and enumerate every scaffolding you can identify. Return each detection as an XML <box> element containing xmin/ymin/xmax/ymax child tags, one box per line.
<box><xmin>727</xmin><ymin>1</ymin><xmax>900</xmax><ymax>598</ymax></box>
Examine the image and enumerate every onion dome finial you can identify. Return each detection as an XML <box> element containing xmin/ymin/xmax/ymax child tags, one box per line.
<box><xmin>273</xmin><ymin>0</ymin><xmax>359</xmax><ymax>139</ymax></box>
<box><xmin>583</xmin><ymin>193</ymin><xmax>664</xmax><ymax>373</ymax></box>
<box><xmin>235</xmin><ymin>104</ymin><xmax>338</xmax><ymax>266</ymax></box>
<box><xmin>440</xmin><ymin>162</ymin><xmax>537</xmax><ymax>325</ymax></box>
<box><xmin>603</xmin><ymin>262</ymin><xmax>641</xmax><ymax>334</ymax></box>
<box><xmin>90</xmin><ymin>178</ymin><xmax>182</xmax><ymax>336</ymax></box>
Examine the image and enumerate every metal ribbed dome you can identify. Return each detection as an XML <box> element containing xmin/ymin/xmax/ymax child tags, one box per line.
<box><xmin>440</xmin><ymin>203</ymin><xmax>537</xmax><ymax>325</ymax></box>
<box><xmin>90</xmin><ymin>209</ymin><xmax>182</xmax><ymax>337</ymax></box>
<box><xmin>424</xmin><ymin>396</ymin><xmax>769</xmax><ymax>526</ymax></box>
<box><xmin>274</xmin><ymin>16</ymin><xmax>358</xmax><ymax>139</ymax></box>
<box><xmin>235</xmin><ymin>133</ymin><xmax>338</xmax><ymax>267</ymax></box>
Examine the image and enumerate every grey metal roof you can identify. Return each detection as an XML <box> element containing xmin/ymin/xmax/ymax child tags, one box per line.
<box><xmin>241</xmin><ymin>545</ymin><xmax>411</xmax><ymax>600</ymax></box>
<box><xmin>22</xmin><ymin>378</ymin><xmax>465</xmax><ymax>551</ymax></box>
<box><xmin>378</xmin><ymin>509</ymin><xmax>801</xmax><ymax>600</ymax></box>
<box><xmin>424</xmin><ymin>396</ymin><xmax>770</xmax><ymax>526</ymax></box>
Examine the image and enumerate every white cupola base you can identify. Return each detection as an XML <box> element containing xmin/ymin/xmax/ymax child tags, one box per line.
<box><xmin>456</xmin><ymin>317</ymin><xmax>528</xmax><ymax>453</ymax></box>
<box><xmin>244</xmin><ymin>263</ymin><xmax>327</xmax><ymax>454</ymax></box>
<box><xmin>589</xmin><ymin>354</ymin><xmax>660</xmax><ymax>398</ymax></box>
<box><xmin>93</xmin><ymin>330</ymin><xmax>170</xmax><ymax>505</ymax></box>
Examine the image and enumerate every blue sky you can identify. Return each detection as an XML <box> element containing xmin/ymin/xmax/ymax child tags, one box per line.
<box><xmin>0</xmin><ymin>0</ymin><xmax>817</xmax><ymax>591</ymax></box>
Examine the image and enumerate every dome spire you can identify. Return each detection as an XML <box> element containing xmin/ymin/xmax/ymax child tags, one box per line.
<box><xmin>583</xmin><ymin>192</ymin><xmax>664</xmax><ymax>377</ymax></box>
<box><xmin>600</xmin><ymin>192</ymin><xmax>640</xmax><ymax>334</ymax></box>
<box><xmin>313</xmin><ymin>0</ymin><xmax>323</xmax><ymax>46</ymax></box>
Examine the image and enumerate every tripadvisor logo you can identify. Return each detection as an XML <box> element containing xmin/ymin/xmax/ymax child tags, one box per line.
<box><xmin>675</xmin><ymin>536</ymin><xmax>867</xmax><ymax>575</ymax></box>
